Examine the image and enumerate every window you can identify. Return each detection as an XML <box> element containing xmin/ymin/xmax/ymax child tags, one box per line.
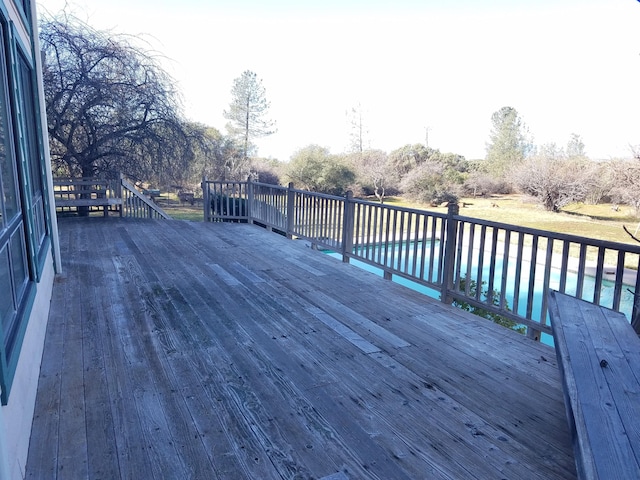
<box><xmin>15</xmin><ymin>0</ymin><xmax>30</xmax><ymax>25</ymax></box>
<box><xmin>0</xmin><ymin>13</ymin><xmax>49</xmax><ymax>402</ymax></box>
<box><xmin>0</xmin><ymin>37</ymin><xmax>17</xmax><ymax>229</ymax></box>
<box><xmin>0</xmin><ymin>19</ymin><xmax>28</xmax><ymax>358</ymax></box>
<box><xmin>16</xmin><ymin>49</ymin><xmax>47</xmax><ymax>255</ymax></box>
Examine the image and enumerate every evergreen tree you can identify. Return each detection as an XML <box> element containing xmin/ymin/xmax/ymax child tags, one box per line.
<box><xmin>566</xmin><ymin>133</ymin><xmax>586</xmax><ymax>159</ymax></box>
<box><xmin>485</xmin><ymin>106</ymin><xmax>529</xmax><ymax>178</ymax></box>
<box><xmin>224</xmin><ymin>70</ymin><xmax>276</xmax><ymax>162</ymax></box>
<box><xmin>347</xmin><ymin>102</ymin><xmax>369</xmax><ymax>153</ymax></box>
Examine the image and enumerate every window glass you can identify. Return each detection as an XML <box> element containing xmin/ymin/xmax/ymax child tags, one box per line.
<box><xmin>0</xmin><ymin>244</ymin><xmax>14</xmax><ymax>335</ymax></box>
<box><xmin>0</xmin><ymin>0</ymin><xmax>43</xmax><ymax>403</ymax></box>
<box><xmin>0</xmin><ymin>18</ymin><xmax>30</xmax><ymax>366</ymax></box>
<box><xmin>0</xmin><ymin>42</ymin><xmax>18</xmax><ymax>228</ymax></box>
<box><xmin>10</xmin><ymin>227</ymin><xmax>27</xmax><ymax>301</ymax></box>
<box><xmin>18</xmin><ymin>54</ymin><xmax>42</xmax><ymax>196</ymax></box>
<box><xmin>17</xmin><ymin>0</ymin><xmax>30</xmax><ymax>23</ymax></box>
<box><xmin>17</xmin><ymin>52</ymin><xmax>45</xmax><ymax>244</ymax></box>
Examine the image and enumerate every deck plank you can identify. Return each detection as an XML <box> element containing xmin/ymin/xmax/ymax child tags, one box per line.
<box><xmin>26</xmin><ymin>218</ymin><xmax>576</xmax><ymax>479</ymax></box>
<box><xmin>82</xmin><ymin>256</ymin><xmax>119</xmax><ymax>480</ymax></box>
<box><xmin>56</xmin><ymin>242</ymin><xmax>90</xmax><ymax>478</ymax></box>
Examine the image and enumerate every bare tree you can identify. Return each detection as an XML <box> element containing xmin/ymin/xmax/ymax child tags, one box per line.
<box><xmin>350</xmin><ymin>150</ymin><xmax>391</xmax><ymax>203</ymax></box>
<box><xmin>347</xmin><ymin>102</ymin><xmax>369</xmax><ymax>153</ymax></box>
<box><xmin>512</xmin><ymin>149</ymin><xmax>588</xmax><ymax>212</ymax></box>
<box><xmin>611</xmin><ymin>159</ymin><xmax>640</xmax><ymax>216</ymax></box>
<box><xmin>184</xmin><ymin>123</ymin><xmax>243</xmax><ymax>185</ymax></box>
<box><xmin>582</xmin><ymin>161</ymin><xmax>615</xmax><ymax>205</ymax></box>
<box><xmin>40</xmin><ymin>14</ymin><xmax>196</xmax><ymax>185</ymax></box>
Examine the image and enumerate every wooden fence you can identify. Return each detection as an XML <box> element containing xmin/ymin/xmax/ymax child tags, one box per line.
<box><xmin>202</xmin><ymin>178</ymin><xmax>640</xmax><ymax>341</ymax></box>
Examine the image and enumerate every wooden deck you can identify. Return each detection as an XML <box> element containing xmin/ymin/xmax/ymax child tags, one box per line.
<box><xmin>26</xmin><ymin>217</ymin><xmax>576</xmax><ymax>480</ymax></box>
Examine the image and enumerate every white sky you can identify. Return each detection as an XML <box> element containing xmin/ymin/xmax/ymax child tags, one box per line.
<box><xmin>36</xmin><ymin>0</ymin><xmax>640</xmax><ymax>161</ymax></box>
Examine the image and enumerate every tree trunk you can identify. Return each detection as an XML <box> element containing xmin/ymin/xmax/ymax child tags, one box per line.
<box><xmin>78</xmin><ymin>164</ymin><xmax>95</xmax><ymax>216</ymax></box>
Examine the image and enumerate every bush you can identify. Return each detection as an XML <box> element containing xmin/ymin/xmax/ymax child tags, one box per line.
<box><xmin>463</xmin><ymin>172</ymin><xmax>513</xmax><ymax>197</ymax></box>
<box><xmin>211</xmin><ymin>194</ymin><xmax>247</xmax><ymax>221</ymax></box>
<box><xmin>400</xmin><ymin>160</ymin><xmax>460</xmax><ymax>205</ymax></box>
<box><xmin>285</xmin><ymin>145</ymin><xmax>356</xmax><ymax>196</ymax></box>
<box><xmin>453</xmin><ymin>277</ymin><xmax>525</xmax><ymax>334</ymax></box>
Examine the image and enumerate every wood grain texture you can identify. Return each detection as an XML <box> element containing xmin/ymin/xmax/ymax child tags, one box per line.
<box><xmin>27</xmin><ymin>218</ymin><xmax>576</xmax><ymax>479</ymax></box>
<box><xmin>549</xmin><ymin>291</ymin><xmax>640</xmax><ymax>480</ymax></box>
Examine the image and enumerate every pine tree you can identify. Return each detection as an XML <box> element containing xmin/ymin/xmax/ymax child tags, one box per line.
<box><xmin>485</xmin><ymin>106</ymin><xmax>529</xmax><ymax>178</ymax></box>
<box><xmin>223</xmin><ymin>70</ymin><xmax>276</xmax><ymax>162</ymax></box>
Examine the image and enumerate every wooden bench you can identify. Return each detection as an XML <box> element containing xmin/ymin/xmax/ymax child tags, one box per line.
<box><xmin>54</xmin><ymin>178</ymin><xmax>122</xmax><ymax>216</ymax></box>
<box><xmin>178</xmin><ymin>191</ymin><xmax>195</xmax><ymax>205</ymax></box>
<box><xmin>548</xmin><ymin>290</ymin><xmax>640</xmax><ymax>480</ymax></box>
<box><xmin>143</xmin><ymin>188</ymin><xmax>161</xmax><ymax>200</ymax></box>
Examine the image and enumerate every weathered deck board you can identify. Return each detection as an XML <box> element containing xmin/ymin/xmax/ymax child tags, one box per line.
<box><xmin>548</xmin><ymin>291</ymin><xmax>640</xmax><ymax>480</ymax></box>
<box><xmin>26</xmin><ymin>218</ymin><xmax>576</xmax><ymax>479</ymax></box>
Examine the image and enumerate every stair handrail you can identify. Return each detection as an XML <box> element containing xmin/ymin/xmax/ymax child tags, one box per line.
<box><xmin>120</xmin><ymin>175</ymin><xmax>171</xmax><ymax>219</ymax></box>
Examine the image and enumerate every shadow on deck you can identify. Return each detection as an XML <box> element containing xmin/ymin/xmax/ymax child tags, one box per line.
<box><xmin>26</xmin><ymin>217</ymin><xmax>576</xmax><ymax>479</ymax></box>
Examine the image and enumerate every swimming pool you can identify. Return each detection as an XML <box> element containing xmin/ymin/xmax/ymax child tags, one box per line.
<box><xmin>326</xmin><ymin>240</ymin><xmax>636</xmax><ymax>346</ymax></box>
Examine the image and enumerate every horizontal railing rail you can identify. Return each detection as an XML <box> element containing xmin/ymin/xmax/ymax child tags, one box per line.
<box><xmin>202</xmin><ymin>177</ymin><xmax>640</xmax><ymax>340</ymax></box>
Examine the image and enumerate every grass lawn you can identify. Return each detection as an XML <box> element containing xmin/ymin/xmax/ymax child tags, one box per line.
<box><xmin>157</xmin><ymin>195</ymin><xmax>203</xmax><ymax>221</ymax></box>
<box><xmin>157</xmin><ymin>190</ymin><xmax>640</xmax><ymax>248</ymax></box>
<box><xmin>385</xmin><ymin>194</ymin><xmax>640</xmax><ymax>247</ymax></box>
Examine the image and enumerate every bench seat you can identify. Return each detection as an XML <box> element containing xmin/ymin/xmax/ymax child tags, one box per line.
<box><xmin>54</xmin><ymin>177</ymin><xmax>122</xmax><ymax>216</ymax></box>
<box><xmin>55</xmin><ymin>198</ymin><xmax>122</xmax><ymax>208</ymax></box>
<box><xmin>548</xmin><ymin>290</ymin><xmax>640</xmax><ymax>480</ymax></box>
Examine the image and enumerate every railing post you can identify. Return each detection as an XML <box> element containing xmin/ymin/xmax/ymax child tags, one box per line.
<box><xmin>441</xmin><ymin>202</ymin><xmax>459</xmax><ymax>305</ymax></box>
<box><xmin>246</xmin><ymin>176</ymin><xmax>254</xmax><ymax>224</ymax></box>
<box><xmin>117</xmin><ymin>172</ymin><xmax>123</xmax><ymax>217</ymax></box>
<box><xmin>202</xmin><ymin>176</ymin><xmax>210</xmax><ymax>222</ymax></box>
<box><xmin>342</xmin><ymin>191</ymin><xmax>354</xmax><ymax>263</ymax></box>
<box><xmin>632</xmin><ymin>289</ymin><xmax>640</xmax><ymax>334</ymax></box>
<box><xmin>286</xmin><ymin>182</ymin><xmax>295</xmax><ymax>239</ymax></box>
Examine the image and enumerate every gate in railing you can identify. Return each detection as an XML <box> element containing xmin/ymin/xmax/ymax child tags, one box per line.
<box><xmin>202</xmin><ymin>178</ymin><xmax>640</xmax><ymax>341</ymax></box>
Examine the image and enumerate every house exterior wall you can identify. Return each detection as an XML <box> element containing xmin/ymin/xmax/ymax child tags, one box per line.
<box><xmin>0</xmin><ymin>251</ymin><xmax>54</xmax><ymax>479</ymax></box>
<box><xmin>0</xmin><ymin>0</ymin><xmax>59</xmax><ymax>478</ymax></box>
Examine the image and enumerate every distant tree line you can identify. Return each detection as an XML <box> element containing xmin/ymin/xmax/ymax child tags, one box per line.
<box><xmin>41</xmin><ymin>15</ymin><xmax>640</xmax><ymax>216</ymax></box>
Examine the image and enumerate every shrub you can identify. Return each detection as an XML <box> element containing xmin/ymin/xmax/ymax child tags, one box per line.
<box><xmin>211</xmin><ymin>194</ymin><xmax>247</xmax><ymax>221</ymax></box>
<box><xmin>453</xmin><ymin>277</ymin><xmax>525</xmax><ymax>334</ymax></box>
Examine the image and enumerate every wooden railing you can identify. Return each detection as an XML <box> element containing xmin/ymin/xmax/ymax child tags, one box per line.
<box><xmin>54</xmin><ymin>175</ymin><xmax>170</xmax><ymax>220</ymax></box>
<box><xmin>202</xmin><ymin>178</ymin><xmax>640</xmax><ymax>341</ymax></box>
<box><xmin>120</xmin><ymin>177</ymin><xmax>171</xmax><ymax>219</ymax></box>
